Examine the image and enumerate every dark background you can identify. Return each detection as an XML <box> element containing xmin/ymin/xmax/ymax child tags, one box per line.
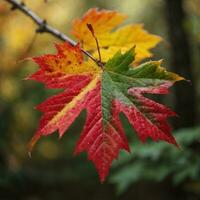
<box><xmin>0</xmin><ymin>0</ymin><xmax>200</xmax><ymax>199</ymax></box>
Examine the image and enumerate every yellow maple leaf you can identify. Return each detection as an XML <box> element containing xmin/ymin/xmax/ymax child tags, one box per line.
<box><xmin>71</xmin><ymin>8</ymin><xmax>162</xmax><ymax>63</ymax></box>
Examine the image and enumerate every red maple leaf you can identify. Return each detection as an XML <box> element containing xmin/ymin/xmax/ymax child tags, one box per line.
<box><xmin>28</xmin><ymin>42</ymin><xmax>183</xmax><ymax>182</ymax></box>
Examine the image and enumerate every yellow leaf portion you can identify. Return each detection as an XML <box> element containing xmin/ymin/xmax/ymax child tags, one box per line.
<box><xmin>72</xmin><ymin>8</ymin><xmax>127</xmax><ymax>50</ymax></box>
<box><xmin>104</xmin><ymin>24</ymin><xmax>162</xmax><ymax>62</ymax></box>
<box><xmin>154</xmin><ymin>60</ymin><xmax>185</xmax><ymax>82</ymax></box>
<box><xmin>71</xmin><ymin>9</ymin><xmax>161</xmax><ymax>63</ymax></box>
<box><xmin>36</xmin><ymin>43</ymin><xmax>100</xmax><ymax>75</ymax></box>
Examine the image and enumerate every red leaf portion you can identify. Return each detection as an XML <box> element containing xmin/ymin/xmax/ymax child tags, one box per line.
<box><xmin>28</xmin><ymin>74</ymin><xmax>92</xmax><ymax>150</ymax></box>
<box><xmin>116</xmin><ymin>81</ymin><xmax>178</xmax><ymax>145</ymax></box>
<box><xmin>27</xmin><ymin>42</ymin><xmax>86</xmax><ymax>89</ymax></box>
<box><xmin>28</xmin><ymin>70</ymin><xmax>91</xmax><ymax>89</ymax></box>
<box><xmin>75</xmin><ymin>82</ymin><xmax>130</xmax><ymax>182</ymax></box>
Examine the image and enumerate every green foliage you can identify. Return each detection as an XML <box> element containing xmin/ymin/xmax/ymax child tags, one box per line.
<box><xmin>110</xmin><ymin>127</ymin><xmax>200</xmax><ymax>193</ymax></box>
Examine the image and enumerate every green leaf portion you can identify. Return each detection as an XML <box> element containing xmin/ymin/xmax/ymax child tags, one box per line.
<box><xmin>101</xmin><ymin>47</ymin><xmax>183</xmax><ymax>126</ymax></box>
<box><xmin>105</xmin><ymin>48</ymin><xmax>135</xmax><ymax>73</ymax></box>
<box><xmin>105</xmin><ymin>48</ymin><xmax>183</xmax><ymax>87</ymax></box>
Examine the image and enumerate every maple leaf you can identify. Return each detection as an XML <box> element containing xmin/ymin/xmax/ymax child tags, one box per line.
<box><xmin>71</xmin><ymin>8</ymin><xmax>162</xmax><ymax>63</ymax></box>
<box><xmin>28</xmin><ymin>42</ymin><xmax>183</xmax><ymax>182</ymax></box>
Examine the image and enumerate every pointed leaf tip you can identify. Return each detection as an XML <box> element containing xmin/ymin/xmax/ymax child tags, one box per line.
<box><xmin>27</xmin><ymin>133</ymin><xmax>41</xmax><ymax>154</ymax></box>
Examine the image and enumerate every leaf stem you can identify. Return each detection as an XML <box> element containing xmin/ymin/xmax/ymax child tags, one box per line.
<box><xmin>5</xmin><ymin>0</ymin><xmax>103</xmax><ymax>67</ymax></box>
<box><xmin>87</xmin><ymin>24</ymin><xmax>101</xmax><ymax>60</ymax></box>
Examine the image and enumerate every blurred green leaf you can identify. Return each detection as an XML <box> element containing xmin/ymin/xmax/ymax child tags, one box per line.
<box><xmin>110</xmin><ymin>127</ymin><xmax>200</xmax><ymax>194</ymax></box>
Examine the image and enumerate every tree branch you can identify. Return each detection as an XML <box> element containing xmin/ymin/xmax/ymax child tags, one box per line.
<box><xmin>5</xmin><ymin>0</ymin><xmax>100</xmax><ymax>65</ymax></box>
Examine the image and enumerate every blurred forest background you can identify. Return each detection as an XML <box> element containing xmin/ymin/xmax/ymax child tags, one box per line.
<box><xmin>0</xmin><ymin>0</ymin><xmax>200</xmax><ymax>199</ymax></box>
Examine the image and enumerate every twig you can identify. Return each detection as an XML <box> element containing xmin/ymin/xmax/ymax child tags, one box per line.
<box><xmin>5</xmin><ymin>0</ymin><xmax>101</xmax><ymax>66</ymax></box>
